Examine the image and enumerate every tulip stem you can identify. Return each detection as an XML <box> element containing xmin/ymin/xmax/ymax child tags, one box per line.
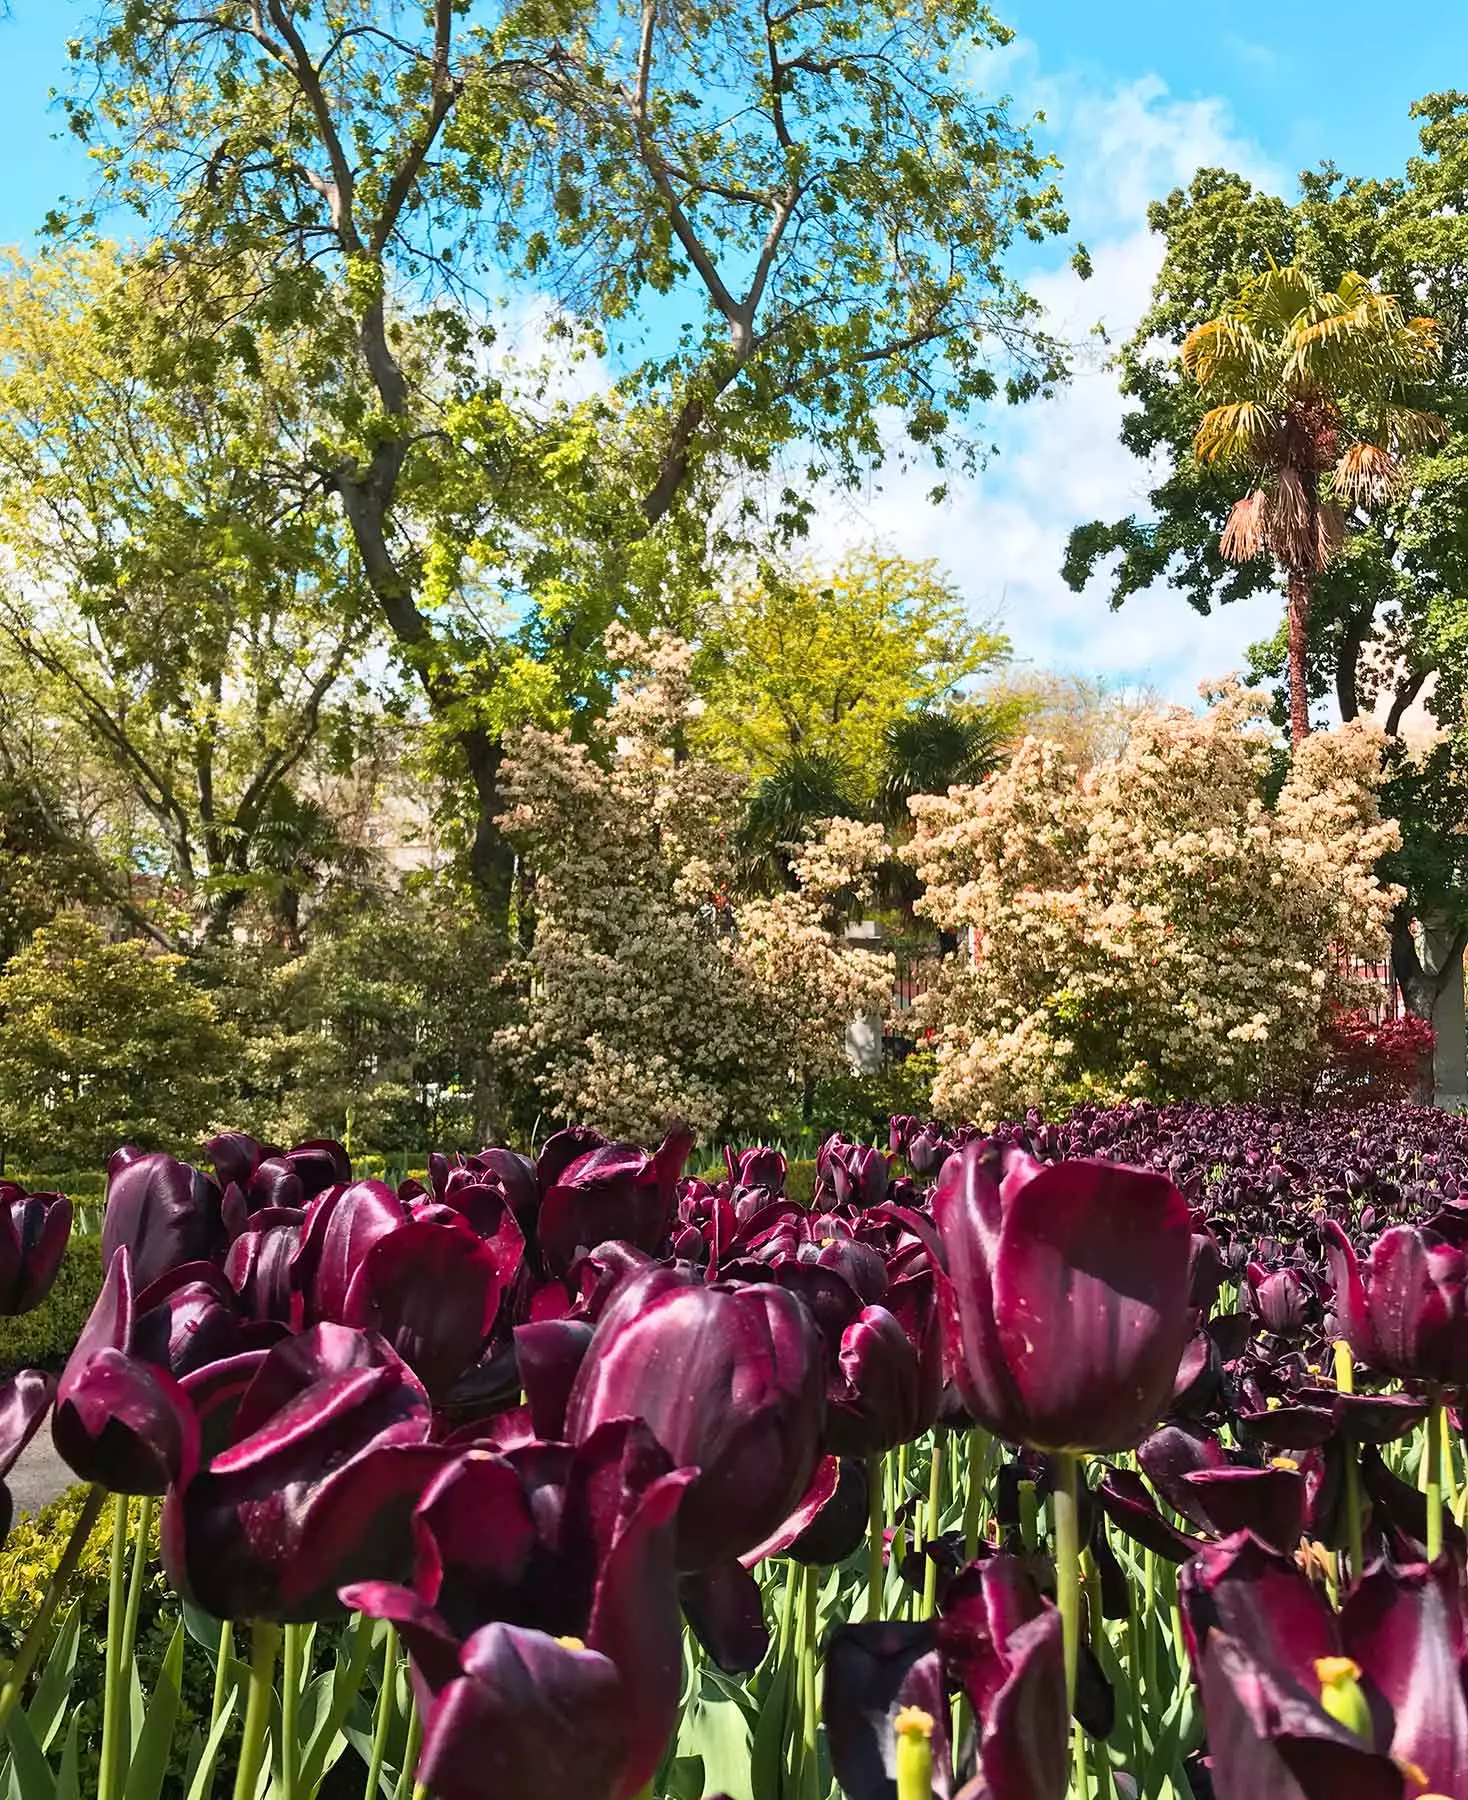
<box><xmin>1427</xmin><ymin>1387</ymin><xmax>1445</xmax><ymax>1563</ymax></box>
<box><xmin>234</xmin><ymin>1621</ymin><xmax>281</xmax><ymax>1800</ymax></box>
<box><xmin>962</xmin><ymin>1429</ymin><xmax>989</xmax><ymax>1563</ymax></box>
<box><xmin>211</xmin><ymin>1618</ymin><xmax>234</xmax><ymax>1728</ymax></box>
<box><xmin>363</xmin><ymin>1624</ymin><xmax>398</xmax><ymax>1800</ymax></box>
<box><xmin>282</xmin><ymin>1622</ymin><xmax>305</xmax><ymax>1800</ymax></box>
<box><xmin>122</xmin><ymin>1495</ymin><xmax>153</xmax><ymax>1669</ymax></box>
<box><xmin>800</xmin><ymin>1562</ymin><xmax>820</xmax><ymax>1800</ymax></box>
<box><xmin>99</xmin><ymin>1494</ymin><xmax>131</xmax><ymax>1800</ymax></box>
<box><xmin>922</xmin><ymin>1436</ymin><xmax>942</xmax><ymax>1620</ymax></box>
<box><xmin>392</xmin><ymin>1695</ymin><xmax>424</xmax><ymax>1800</ymax></box>
<box><xmin>866</xmin><ymin>1453</ymin><xmax>885</xmax><ymax>1621</ymax></box>
<box><xmin>1052</xmin><ymin>1451</ymin><xmax>1081</xmax><ymax>1712</ymax></box>
<box><xmin>1332</xmin><ymin>1340</ymin><xmax>1365</xmax><ymax>1585</ymax></box>
<box><xmin>0</xmin><ymin>1482</ymin><xmax>106</xmax><ymax>1739</ymax></box>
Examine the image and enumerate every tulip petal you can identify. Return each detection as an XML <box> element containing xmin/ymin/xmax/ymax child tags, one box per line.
<box><xmin>931</xmin><ymin>1146</ymin><xmax>1025</xmax><ymax>1442</ymax></box>
<box><xmin>823</xmin><ymin>1623</ymin><xmax>953</xmax><ymax>1800</ymax></box>
<box><xmin>343</xmin><ymin>1218</ymin><xmax>508</xmax><ymax>1398</ymax></box>
<box><xmin>990</xmin><ymin>1160</ymin><xmax>1192</xmax><ymax>1451</ymax></box>
<box><xmin>1094</xmin><ymin>1468</ymin><xmax>1204</xmax><ymax>1563</ymax></box>
<box><xmin>513</xmin><ymin>1320</ymin><xmax>594</xmax><ymax>1440</ymax></box>
<box><xmin>975</xmin><ymin>1609</ymin><xmax>1068</xmax><ymax>1800</ymax></box>
<box><xmin>1198</xmin><ymin>1630</ymin><xmax>1404</xmax><ymax>1800</ymax></box>
<box><xmin>1179</xmin><ymin>1535</ymin><xmax>1338</xmax><ymax>1693</ymax></box>
<box><xmin>420</xmin><ymin>1625</ymin><xmax>630</xmax><ymax>1800</ymax></box>
<box><xmin>1343</xmin><ymin>1561</ymin><xmax>1468</xmax><ymax>1795</ymax></box>
<box><xmin>1181</xmin><ymin>1468</ymin><xmax>1307</xmax><ymax>1557</ymax></box>
<box><xmin>739</xmin><ymin>1455</ymin><xmax>842</xmax><ymax>1566</ymax></box>
<box><xmin>680</xmin><ymin>1562</ymin><xmax>769</xmax><ymax>1673</ymax></box>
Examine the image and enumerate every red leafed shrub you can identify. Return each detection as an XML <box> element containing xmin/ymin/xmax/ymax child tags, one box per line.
<box><xmin>1313</xmin><ymin>1007</ymin><xmax>1435</xmax><ymax>1103</ymax></box>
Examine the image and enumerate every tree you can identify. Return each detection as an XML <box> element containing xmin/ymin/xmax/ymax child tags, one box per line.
<box><xmin>0</xmin><ymin>244</ymin><xmax>376</xmax><ymax>948</ymax></box>
<box><xmin>1181</xmin><ymin>265</ymin><xmax>1443</xmax><ymax>744</ymax></box>
<box><xmin>68</xmin><ymin>0</ymin><xmax>1072</xmax><ymax>916</ymax></box>
<box><xmin>0</xmin><ymin>915</ymin><xmax>236</xmax><ymax>1168</ymax></box>
<box><xmin>695</xmin><ymin>551</ymin><xmax>1013</xmax><ymax>789</ymax></box>
<box><xmin>907</xmin><ymin>693</ymin><xmax>1400</xmax><ymax>1120</ymax></box>
<box><xmin>497</xmin><ymin>631</ymin><xmax>892</xmax><ymax>1140</ymax></box>
<box><xmin>1062</xmin><ymin>94</ymin><xmax>1468</xmax><ymax>1017</ymax></box>
<box><xmin>200</xmin><ymin>889</ymin><xmax>510</xmax><ymax>1150</ymax></box>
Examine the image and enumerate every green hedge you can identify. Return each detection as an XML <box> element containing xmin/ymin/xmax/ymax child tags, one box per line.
<box><xmin>0</xmin><ymin>1235</ymin><xmax>103</xmax><ymax>1375</ymax></box>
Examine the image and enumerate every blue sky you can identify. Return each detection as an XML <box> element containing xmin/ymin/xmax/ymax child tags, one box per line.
<box><xmin>2</xmin><ymin>0</ymin><xmax>1467</xmax><ymax>701</ymax></box>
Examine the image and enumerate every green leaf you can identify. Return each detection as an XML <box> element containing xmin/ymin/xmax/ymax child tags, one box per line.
<box><xmin>26</xmin><ymin>1606</ymin><xmax>79</xmax><ymax>1753</ymax></box>
<box><xmin>121</xmin><ymin>1622</ymin><xmax>184</xmax><ymax>1800</ymax></box>
<box><xmin>300</xmin><ymin>1612</ymin><xmax>376</xmax><ymax>1794</ymax></box>
<box><xmin>52</xmin><ymin>1719</ymin><xmax>79</xmax><ymax>1800</ymax></box>
<box><xmin>749</xmin><ymin>1652</ymin><xmax>796</xmax><ymax>1800</ymax></box>
<box><xmin>4</xmin><ymin>1701</ymin><xmax>56</xmax><ymax>1800</ymax></box>
<box><xmin>182</xmin><ymin>1696</ymin><xmax>238</xmax><ymax>1800</ymax></box>
<box><xmin>675</xmin><ymin>1690</ymin><xmax>754</xmax><ymax>1800</ymax></box>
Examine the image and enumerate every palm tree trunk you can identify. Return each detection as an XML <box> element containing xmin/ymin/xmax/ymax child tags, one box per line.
<box><xmin>1286</xmin><ymin>575</ymin><xmax>1312</xmax><ymax>746</ymax></box>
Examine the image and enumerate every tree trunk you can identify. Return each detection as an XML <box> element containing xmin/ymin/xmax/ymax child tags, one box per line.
<box><xmin>1391</xmin><ymin>910</ymin><xmax>1468</xmax><ymax>1019</ymax></box>
<box><xmin>1286</xmin><ymin>575</ymin><xmax>1312</xmax><ymax>747</ymax></box>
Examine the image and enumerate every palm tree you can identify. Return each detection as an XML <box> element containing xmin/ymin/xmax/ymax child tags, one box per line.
<box><xmin>875</xmin><ymin>706</ymin><xmax>1007</xmax><ymax>826</ymax></box>
<box><xmin>737</xmin><ymin>746</ymin><xmax>860</xmax><ymax>895</ymax></box>
<box><xmin>1183</xmin><ymin>266</ymin><xmax>1444</xmax><ymax>744</ymax></box>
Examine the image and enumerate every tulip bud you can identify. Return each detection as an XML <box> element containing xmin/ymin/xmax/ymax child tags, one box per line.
<box><xmin>893</xmin><ymin>1706</ymin><xmax>934</xmax><ymax>1800</ymax></box>
<box><xmin>1315</xmin><ymin>1656</ymin><xmax>1372</xmax><ymax>1742</ymax></box>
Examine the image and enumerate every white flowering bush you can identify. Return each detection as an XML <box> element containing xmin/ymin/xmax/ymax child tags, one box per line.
<box><xmin>497</xmin><ymin>631</ymin><xmax>893</xmax><ymax>1140</ymax></box>
<box><xmin>907</xmin><ymin>686</ymin><xmax>1401</xmax><ymax>1118</ymax></box>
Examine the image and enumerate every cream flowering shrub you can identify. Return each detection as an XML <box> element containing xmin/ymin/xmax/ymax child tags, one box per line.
<box><xmin>497</xmin><ymin>631</ymin><xmax>893</xmax><ymax>1140</ymax></box>
<box><xmin>907</xmin><ymin>686</ymin><xmax>1401</xmax><ymax>1118</ymax></box>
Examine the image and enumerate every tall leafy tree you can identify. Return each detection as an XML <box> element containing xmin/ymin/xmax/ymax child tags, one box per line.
<box><xmin>0</xmin><ymin>244</ymin><xmax>376</xmax><ymax>947</ymax></box>
<box><xmin>66</xmin><ymin>0</ymin><xmax>1073</xmax><ymax>916</ymax></box>
<box><xmin>1063</xmin><ymin>92</ymin><xmax>1468</xmax><ymax>1014</ymax></box>
<box><xmin>1182</xmin><ymin>265</ymin><xmax>1442</xmax><ymax>744</ymax></box>
<box><xmin>695</xmin><ymin>550</ymin><xmax>1013</xmax><ymax>790</ymax></box>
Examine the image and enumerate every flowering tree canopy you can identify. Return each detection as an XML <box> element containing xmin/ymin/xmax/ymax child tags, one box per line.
<box><xmin>907</xmin><ymin>688</ymin><xmax>1400</xmax><ymax>1117</ymax></box>
<box><xmin>498</xmin><ymin>632</ymin><xmax>892</xmax><ymax>1139</ymax></box>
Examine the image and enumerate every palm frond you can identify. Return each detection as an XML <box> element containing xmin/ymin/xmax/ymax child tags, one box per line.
<box><xmin>1316</xmin><ymin>502</ymin><xmax>1346</xmax><ymax>563</ymax></box>
<box><xmin>1193</xmin><ymin>400</ymin><xmax>1278</xmax><ymax>465</ymax></box>
<box><xmin>1219</xmin><ymin>491</ymin><xmax>1268</xmax><ymax>563</ymax></box>
<box><xmin>1181</xmin><ymin>316</ymin><xmax>1272</xmax><ymax>391</ymax></box>
<box><xmin>1236</xmin><ymin>265</ymin><xmax>1319</xmax><ymax>336</ymax></box>
<box><xmin>1267</xmin><ymin>466</ymin><xmax>1312</xmax><ymax>564</ymax></box>
<box><xmin>1381</xmin><ymin>403</ymin><xmax>1450</xmax><ymax>451</ymax></box>
<box><xmin>1332</xmin><ymin>442</ymin><xmax>1401</xmax><ymax>508</ymax></box>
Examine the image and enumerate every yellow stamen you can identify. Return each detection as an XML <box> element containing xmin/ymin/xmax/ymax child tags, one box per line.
<box><xmin>555</xmin><ymin>1636</ymin><xmax>586</xmax><ymax>1652</ymax></box>
<box><xmin>1315</xmin><ymin>1657</ymin><xmax>1372</xmax><ymax>1742</ymax></box>
<box><xmin>893</xmin><ymin>1707</ymin><xmax>935</xmax><ymax>1740</ymax></box>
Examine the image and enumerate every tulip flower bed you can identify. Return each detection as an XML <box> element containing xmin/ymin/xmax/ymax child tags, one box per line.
<box><xmin>0</xmin><ymin>1101</ymin><xmax>1466</xmax><ymax>1799</ymax></box>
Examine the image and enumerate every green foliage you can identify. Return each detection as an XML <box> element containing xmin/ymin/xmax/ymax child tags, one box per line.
<box><xmin>784</xmin><ymin>1161</ymin><xmax>817</xmax><ymax>1209</ymax></box>
<box><xmin>0</xmin><ymin>916</ymin><xmax>236</xmax><ymax>1169</ymax></box>
<box><xmin>198</xmin><ymin>887</ymin><xmax>510</xmax><ymax>1151</ymax></box>
<box><xmin>695</xmin><ymin>552</ymin><xmax>1013</xmax><ymax>794</ymax></box>
<box><xmin>0</xmin><ymin>1235</ymin><xmax>102</xmax><ymax>1374</ymax></box>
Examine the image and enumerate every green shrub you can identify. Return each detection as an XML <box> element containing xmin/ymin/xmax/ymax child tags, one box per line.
<box><xmin>786</xmin><ymin>1159</ymin><xmax>817</xmax><ymax>1207</ymax></box>
<box><xmin>0</xmin><ymin>1234</ymin><xmax>102</xmax><ymax>1374</ymax></box>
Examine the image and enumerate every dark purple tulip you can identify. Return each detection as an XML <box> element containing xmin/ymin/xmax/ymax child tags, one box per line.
<box><xmin>0</xmin><ymin>1186</ymin><xmax>72</xmax><ymax>1315</ymax></box>
<box><xmin>933</xmin><ymin>1142</ymin><xmax>1193</xmax><ymax>1452</ymax></box>
<box><xmin>341</xmin><ymin>1216</ymin><xmax>517</xmax><ymax>1398</ymax></box>
<box><xmin>826</xmin><ymin>1274</ymin><xmax>942</xmax><ymax>1459</ymax></box>
<box><xmin>1182</xmin><ymin>1533</ymin><xmax>1468</xmax><ymax>1798</ymax></box>
<box><xmin>564</xmin><ymin>1265</ymin><xmax>824</xmax><ymax>1571</ymax></box>
<box><xmin>0</xmin><ymin>1370</ymin><xmax>56</xmax><ymax>1543</ymax></box>
<box><xmin>1326</xmin><ymin>1221</ymin><xmax>1468</xmax><ymax>1386</ymax></box>
<box><xmin>726</xmin><ymin>1146</ymin><xmax>788</xmax><ymax>1193</ymax></box>
<box><xmin>223</xmin><ymin>1208</ymin><xmax>305</xmax><ymax>1324</ymax></box>
<box><xmin>1246</xmin><ymin>1264</ymin><xmax>1310</xmax><ymax>1338</ymax></box>
<box><xmin>824</xmin><ymin>1555</ymin><xmax>1067</xmax><ymax>1800</ymax></box>
<box><xmin>348</xmin><ymin>1458</ymin><xmax>693</xmax><ymax>1800</ymax></box>
<box><xmin>53</xmin><ymin>1248</ymin><xmax>198</xmax><ymax>1494</ymax></box>
<box><xmin>162</xmin><ymin>1322</ymin><xmax>449</xmax><ymax>1621</ymax></box>
<box><xmin>537</xmin><ymin>1128</ymin><xmax>693</xmax><ymax>1276</ymax></box>
<box><xmin>134</xmin><ymin>1261</ymin><xmax>259</xmax><ymax>1378</ymax></box>
<box><xmin>103</xmin><ymin>1149</ymin><xmax>223</xmax><ymax>1291</ymax></box>
<box><xmin>818</xmin><ymin>1136</ymin><xmax>892</xmax><ymax>1209</ymax></box>
<box><xmin>292</xmin><ymin>1180</ymin><xmax>407</xmax><ymax>1324</ymax></box>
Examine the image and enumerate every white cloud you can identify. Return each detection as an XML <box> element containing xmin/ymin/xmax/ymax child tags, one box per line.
<box><xmin>806</xmin><ymin>62</ymin><xmax>1293</xmax><ymax>704</ymax></box>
